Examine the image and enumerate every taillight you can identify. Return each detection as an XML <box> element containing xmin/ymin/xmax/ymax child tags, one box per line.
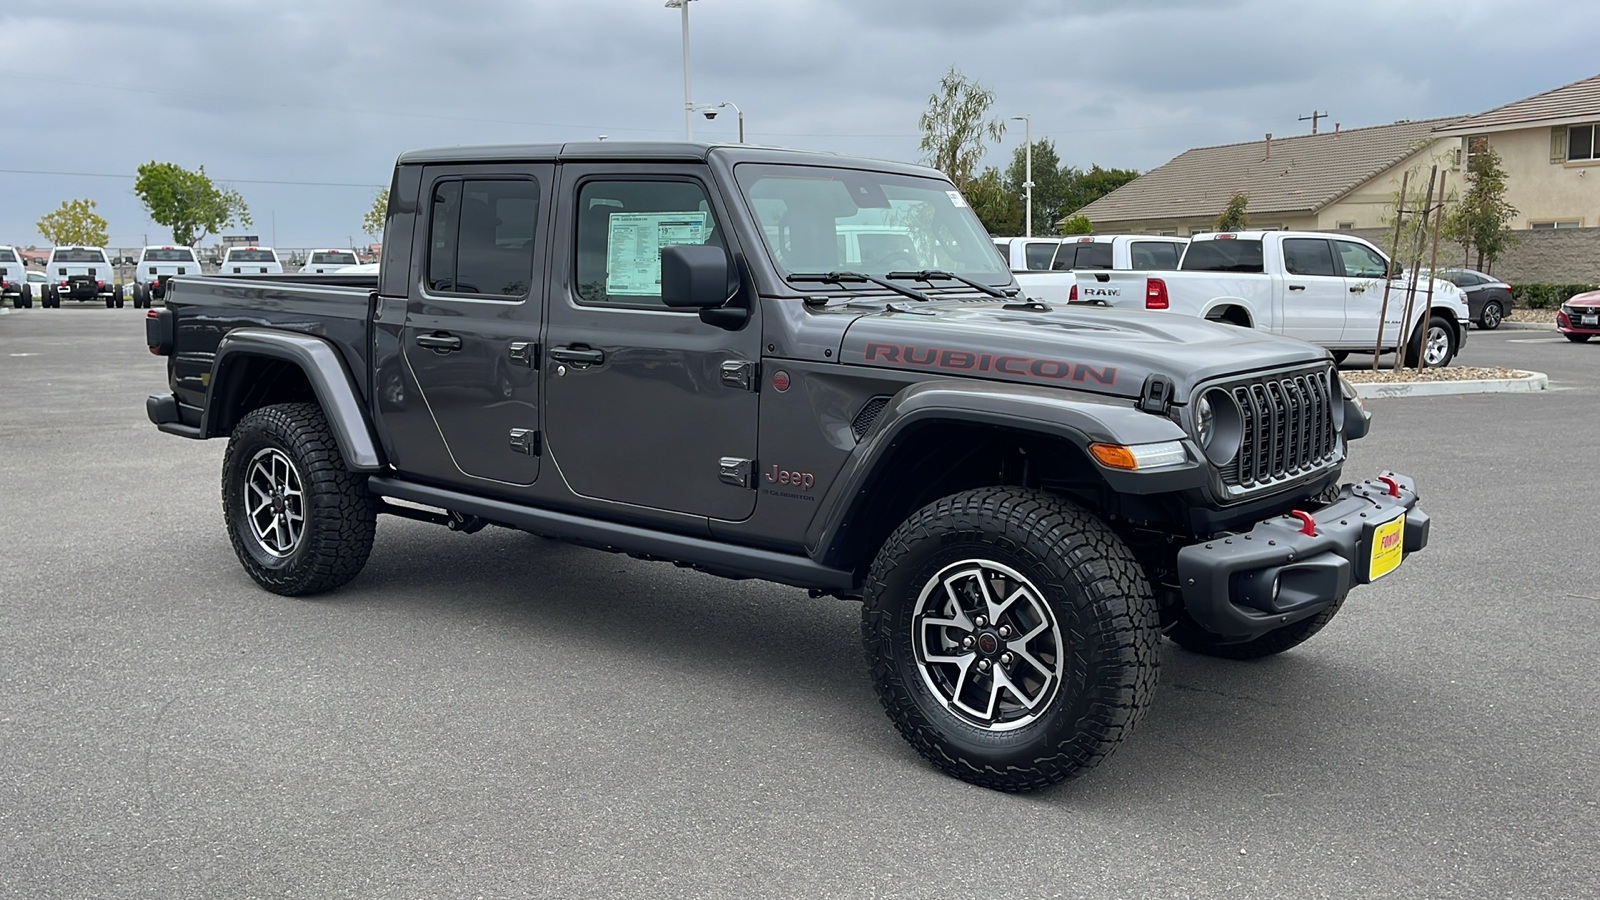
<box><xmin>1069</xmin><ymin>283</ymin><xmax>1078</xmax><ymax>301</ymax></box>
<box><xmin>96</xmin><ymin>280</ymin><xmax>104</xmax><ymax>288</ymax></box>
<box><xmin>1146</xmin><ymin>278</ymin><xmax>1169</xmax><ymax>309</ymax></box>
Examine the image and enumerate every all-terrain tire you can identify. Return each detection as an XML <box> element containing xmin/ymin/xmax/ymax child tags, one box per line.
<box><xmin>222</xmin><ymin>402</ymin><xmax>377</xmax><ymax>596</ymax></box>
<box><xmin>862</xmin><ymin>487</ymin><xmax>1160</xmax><ymax>792</ymax></box>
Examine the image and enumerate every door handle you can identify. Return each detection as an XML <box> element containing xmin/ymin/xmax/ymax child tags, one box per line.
<box><xmin>1349</xmin><ymin>286</ymin><xmax>1366</xmax><ymax>294</ymax></box>
<box><xmin>416</xmin><ymin>332</ymin><xmax>462</xmax><ymax>352</ymax></box>
<box><xmin>1288</xmin><ymin>284</ymin><xmax>1306</xmax><ymax>291</ymax></box>
<box><xmin>548</xmin><ymin>345</ymin><xmax>605</xmax><ymax>367</ymax></box>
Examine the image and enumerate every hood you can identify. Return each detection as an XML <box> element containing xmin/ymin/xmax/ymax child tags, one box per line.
<box><xmin>1565</xmin><ymin>289</ymin><xmax>1600</xmax><ymax>308</ymax></box>
<box><xmin>839</xmin><ymin>301</ymin><xmax>1329</xmax><ymax>402</ymax></box>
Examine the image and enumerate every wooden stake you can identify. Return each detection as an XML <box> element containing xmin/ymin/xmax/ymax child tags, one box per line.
<box><xmin>1373</xmin><ymin>169</ymin><xmax>1409</xmax><ymax>369</ymax></box>
<box><xmin>1394</xmin><ymin>165</ymin><xmax>1437</xmax><ymax>373</ymax></box>
<box><xmin>1420</xmin><ymin>169</ymin><xmax>1449</xmax><ymax>367</ymax></box>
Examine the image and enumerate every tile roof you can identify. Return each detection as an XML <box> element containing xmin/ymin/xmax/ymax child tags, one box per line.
<box><xmin>1435</xmin><ymin>73</ymin><xmax>1600</xmax><ymax>134</ymax></box>
<box><xmin>1076</xmin><ymin>117</ymin><xmax>1460</xmax><ymax>226</ymax></box>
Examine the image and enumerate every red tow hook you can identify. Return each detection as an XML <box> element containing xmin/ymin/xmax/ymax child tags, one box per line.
<box><xmin>1289</xmin><ymin>510</ymin><xmax>1316</xmax><ymax>536</ymax></box>
<box><xmin>1377</xmin><ymin>475</ymin><xmax>1402</xmax><ymax>497</ymax></box>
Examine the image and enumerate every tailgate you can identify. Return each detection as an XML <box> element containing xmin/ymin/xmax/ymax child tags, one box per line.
<box><xmin>1075</xmin><ymin>271</ymin><xmax>1146</xmax><ymax>307</ymax></box>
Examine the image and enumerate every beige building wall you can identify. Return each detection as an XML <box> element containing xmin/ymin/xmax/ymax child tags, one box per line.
<box><xmin>1464</xmin><ymin>127</ymin><xmax>1600</xmax><ymax>228</ymax></box>
<box><xmin>1314</xmin><ymin>138</ymin><xmax>1459</xmax><ymax>230</ymax></box>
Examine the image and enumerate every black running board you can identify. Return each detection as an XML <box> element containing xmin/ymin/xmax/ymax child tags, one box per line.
<box><xmin>367</xmin><ymin>476</ymin><xmax>857</xmax><ymax>593</ymax></box>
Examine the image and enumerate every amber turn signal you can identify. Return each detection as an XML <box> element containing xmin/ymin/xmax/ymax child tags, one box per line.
<box><xmin>1089</xmin><ymin>442</ymin><xmax>1138</xmax><ymax>470</ymax></box>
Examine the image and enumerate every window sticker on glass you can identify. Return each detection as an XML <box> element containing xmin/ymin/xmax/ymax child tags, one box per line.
<box><xmin>946</xmin><ymin>190</ymin><xmax>968</xmax><ymax>208</ymax></box>
<box><xmin>605</xmin><ymin>211</ymin><xmax>709</xmax><ymax>295</ymax></box>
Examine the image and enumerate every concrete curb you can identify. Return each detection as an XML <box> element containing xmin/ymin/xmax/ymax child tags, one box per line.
<box><xmin>1498</xmin><ymin>320</ymin><xmax>1556</xmax><ymax>331</ymax></box>
<box><xmin>1352</xmin><ymin>369</ymin><xmax>1548</xmax><ymax>399</ymax></box>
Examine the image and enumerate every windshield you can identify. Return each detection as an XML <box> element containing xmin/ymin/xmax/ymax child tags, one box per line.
<box><xmin>53</xmin><ymin>249</ymin><xmax>107</xmax><ymax>263</ymax></box>
<box><xmin>734</xmin><ymin>164</ymin><xmax>1008</xmax><ymax>283</ymax></box>
<box><xmin>228</xmin><ymin>249</ymin><xmax>277</xmax><ymax>262</ymax></box>
<box><xmin>311</xmin><ymin>251</ymin><xmax>357</xmax><ymax>265</ymax></box>
<box><xmin>143</xmin><ymin>249</ymin><xmax>195</xmax><ymax>262</ymax></box>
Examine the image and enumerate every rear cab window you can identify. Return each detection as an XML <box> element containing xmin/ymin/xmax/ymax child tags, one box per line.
<box><xmin>311</xmin><ymin>251</ymin><xmax>360</xmax><ymax>266</ymax></box>
<box><xmin>1129</xmin><ymin>241</ymin><xmax>1180</xmax><ymax>270</ymax></box>
<box><xmin>1180</xmin><ymin>239</ymin><xmax>1264</xmax><ymax>273</ymax></box>
<box><xmin>1023</xmin><ymin>241</ymin><xmax>1057</xmax><ymax>271</ymax></box>
<box><xmin>142</xmin><ymin>249</ymin><xmax>196</xmax><ymax>263</ymax></box>
<box><xmin>1051</xmin><ymin>241</ymin><xmax>1113</xmax><ymax>271</ymax></box>
<box><xmin>0</xmin><ymin>249</ymin><xmax>17</xmax><ymax>264</ymax></box>
<box><xmin>227</xmin><ymin>249</ymin><xmax>278</xmax><ymax>262</ymax></box>
<box><xmin>53</xmin><ymin>249</ymin><xmax>109</xmax><ymax>264</ymax></box>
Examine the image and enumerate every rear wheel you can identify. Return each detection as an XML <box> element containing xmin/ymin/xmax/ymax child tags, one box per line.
<box><xmin>1478</xmin><ymin>301</ymin><xmax>1503</xmax><ymax>330</ymax></box>
<box><xmin>18</xmin><ymin>285</ymin><xmax>30</xmax><ymax>308</ymax></box>
<box><xmin>222</xmin><ymin>403</ymin><xmax>377</xmax><ymax>596</ymax></box>
<box><xmin>1566</xmin><ymin>333</ymin><xmax>1592</xmax><ymax>343</ymax></box>
<box><xmin>862</xmin><ymin>488</ymin><xmax>1160</xmax><ymax>792</ymax></box>
<box><xmin>113</xmin><ymin>285</ymin><xmax>125</xmax><ymax>308</ymax></box>
<box><xmin>133</xmin><ymin>283</ymin><xmax>148</xmax><ymax>308</ymax></box>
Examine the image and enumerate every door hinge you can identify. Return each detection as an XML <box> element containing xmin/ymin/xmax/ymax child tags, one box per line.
<box><xmin>720</xmin><ymin>359</ymin><xmax>759</xmax><ymax>391</ymax></box>
<box><xmin>1138</xmin><ymin>373</ymin><xmax>1175</xmax><ymax>415</ymax></box>
<box><xmin>509</xmin><ymin>428</ymin><xmax>541</xmax><ymax>456</ymax></box>
<box><xmin>509</xmin><ymin>341</ymin><xmax>538</xmax><ymax>369</ymax></box>
<box><xmin>718</xmin><ymin>457</ymin><xmax>755</xmax><ymax>489</ymax></box>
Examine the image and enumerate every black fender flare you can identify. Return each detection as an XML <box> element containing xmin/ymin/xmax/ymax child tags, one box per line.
<box><xmin>805</xmin><ymin>379</ymin><xmax>1203</xmax><ymax>560</ymax></box>
<box><xmin>203</xmin><ymin>328</ymin><xmax>384</xmax><ymax>471</ymax></box>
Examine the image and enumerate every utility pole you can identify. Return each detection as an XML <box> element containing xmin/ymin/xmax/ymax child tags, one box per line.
<box><xmin>1011</xmin><ymin>115</ymin><xmax>1032</xmax><ymax>236</ymax></box>
<box><xmin>1299</xmin><ymin>110</ymin><xmax>1328</xmax><ymax>134</ymax></box>
<box><xmin>665</xmin><ymin>0</ymin><xmax>697</xmax><ymax>140</ymax></box>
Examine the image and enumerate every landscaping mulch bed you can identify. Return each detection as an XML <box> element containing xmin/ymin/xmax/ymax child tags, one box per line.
<box><xmin>1341</xmin><ymin>365</ymin><xmax>1530</xmax><ymax>384</ymax></box>
<box><xmin>1508</xmin><ymin>308</ymin><xmax>1557</xmax><ymax>323</ymax></box>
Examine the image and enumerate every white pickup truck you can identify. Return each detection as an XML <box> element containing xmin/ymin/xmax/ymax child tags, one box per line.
<box><xmin>1075</xmin><ymin>230</ymin><xmax>1470</xmax><ymax>367</ymax></box>
<box><xmin>220</xmin><ymin>246</ymin><xmax>284</xmax><ymax>275</ymax></box>
<box><xmin>1012</xmin><ymin>234</ymin><xmax>1187</xmax><ymax>305</ymax></box>
<box><xmin>299</xmin><ymin>249</ymin><xmax>361</xmax><ymax>274</ymax></box>
<box><xmin>132</xmin><ymin>245</ymin><xmax>200</xmax><ymax>308</ymax></box>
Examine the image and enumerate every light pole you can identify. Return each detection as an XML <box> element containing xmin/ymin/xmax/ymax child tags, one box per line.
<box><xmin>1011</xmin><ymin>115</ymin><xmax>1033</xmax><ymax>237</ymax></box>
<box><xmin>665</xmin><ymin>0</ymin><xmax>697</xmax><ymax>139</ymax></box>
<box><xmin>700</xmin><ymin>101</ymin><xmax>743</xmax><ymax>143</ymax></box>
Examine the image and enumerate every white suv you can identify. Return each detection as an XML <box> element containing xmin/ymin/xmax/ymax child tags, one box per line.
<box><xmin>0</xmin><ymin>245</ymin><xmax>33</xmax><ymax>308</ymax></box>
<box><xmin>44</xmin><ymin>246</ymin><xmax>121</xmax><ymax>307</ymax></box>
<box><xmin>133</xmin><ymin>245</ymin><xmax>200</xmax><ymax>308</ymax></box>
<box><xmin>300</xmin><ymin>249</ymin><xmax>360</xmax><ymax>273</ymax></box>
<box><xmin>220</xmin><ymin>246</ymin><xmax>284</xmax><ymax>275</ymax></box>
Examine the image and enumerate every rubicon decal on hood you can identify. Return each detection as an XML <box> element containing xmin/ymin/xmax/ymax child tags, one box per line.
<box><xmin>860</xmin><ymin>342</ymin><xmax>1117</xmax><ymax>386</ymax></box>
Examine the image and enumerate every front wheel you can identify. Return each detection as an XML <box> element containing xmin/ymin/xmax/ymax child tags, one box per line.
<box><xmin>862</xmin><ymin>488</ymin><xmax>1160</xmax><ymax>792</ymax></box>
<box><xmin>1478</xmin><ymin>301</ymin><xmax>1503</xmax><ymax>330</ymax></box>
<box><xmin>1405</xmin><ymin>314</ymin><xmax>1457</xmax><ymax>367</ymax></box>
<box><xmin>18</xmin><ymin>285</ymin><xmax>30</xmax><ymax>308</ymax></box>
<box><xmin>222</xmin><ymin>402</ymin><xmax>377</xmax><ymax>596</ymax></box>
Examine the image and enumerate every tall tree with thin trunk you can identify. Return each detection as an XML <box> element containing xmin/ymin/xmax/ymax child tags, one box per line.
<box><xmin>1443</xmin><ymin>146</ymin><xmax>1518</xmax><ymax>272</ymax></box>
<box><xmin>918</xmin><ymin>66</ymin><xmax>1005</xmax><ymax>192</ymax></box>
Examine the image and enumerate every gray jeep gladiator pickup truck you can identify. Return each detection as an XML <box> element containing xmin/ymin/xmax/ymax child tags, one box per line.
<box><xmin>146</xmin><ymin>142</ymin><xmax>1430</xmax><ymax>792</ymax></box>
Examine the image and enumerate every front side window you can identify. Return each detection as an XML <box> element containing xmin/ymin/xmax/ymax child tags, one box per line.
<box><xmin>1334</xmin><ymin>241</ymin><xmax>1388</xmax><ymax>279</ymax></box>
<box><xmin>1129</xmin><ymin>241</ymin><xmax>1180</xmax><ymax>270</ymax></box>
<box><xmin>427</xmin><ymin>178</ymin><xmax>539</xmax><ymax>297</ymax></box>
<box><xmin>736</xmin><ymin>164</ymin><xmax>1007</xmax><ymax>282</ymax></box>
<box><xmin>1568</xmin><ymin>124</ymin><xmax>1596</xmax><ymax>162</ymax></box>
<box><xmin>1282</xmin><ymin>238</ymin><xmax>1337</xmax><ymax>277</ymax></box>
<box><xmin>574</xmin><ymin>179</ymin><xmax>718</xmax><ymax>306</ymax></box>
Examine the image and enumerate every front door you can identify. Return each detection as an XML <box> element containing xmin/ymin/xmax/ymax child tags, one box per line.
<box><xmin>541</xmin><ymin>164</ymin><xmax>761</xmax><ymax>521</ymax></box>
<box><xmin>398</xmin><ymin>164</ymin><xmax>553</xmax><ymax>488</ymax></box>
<box><xmin>1332</xmin><ymin>239</ymin><xmax>1404</xmax><ymax>347</ymax></box>
<box><xmin>1278</xmin><ymin>237</ymin><xmax>1346</xmax><ymax>343</ymax></box>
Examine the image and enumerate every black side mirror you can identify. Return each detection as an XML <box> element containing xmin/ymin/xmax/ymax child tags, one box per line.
<box><xmin>1389</xmin><ymin>263</ymin><xmax>1405</xmax><ymax>279</ymax></box>
<box><xmin>660</xmin><ymin>244</ymin><xmax>730</xmax><ymax>309</ymax></box>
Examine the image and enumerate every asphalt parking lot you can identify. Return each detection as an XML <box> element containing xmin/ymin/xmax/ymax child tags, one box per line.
<box><xmin>2</xmin><ymin>306</ymin><xmax>1596</xmax><ymax>899</ymax></box>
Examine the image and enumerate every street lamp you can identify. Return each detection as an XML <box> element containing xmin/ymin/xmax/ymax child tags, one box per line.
<box><xmin>700</xmin><ymin>101</ymin><xmax>743</xmax><ymax>143</ymax></box>
<box><xmin>1011</xmin><ymin>115</ymin><xmax>1033</xmax><ymax>237</ymax></box>
<box><xmin>664</xmin><ymin>0</ymin><xmax>697</xmax><ymax>139</ymax></box>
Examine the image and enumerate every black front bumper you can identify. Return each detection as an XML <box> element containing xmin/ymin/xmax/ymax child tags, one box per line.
<box><xmin>1176</xmin><ymin>472</ymin><xmax>1429</xmax><ymax>640</ymax></box>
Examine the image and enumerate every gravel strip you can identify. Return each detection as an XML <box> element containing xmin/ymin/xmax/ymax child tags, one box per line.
<box><xmin>1342</xmin><ymin>365</ymin><xmax>1531</xmax><ymax>383</ymax></box>
<box><xmin>1508</xmin><ymin>308</ymin><xmax>1558</xmax><ymax>323</ymax></box>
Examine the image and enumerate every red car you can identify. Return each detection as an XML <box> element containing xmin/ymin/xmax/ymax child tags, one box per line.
<box><xmin>1559</xmin><ymin>289</ymin><xmax>1600</xmax><ymax>342</ymax></box>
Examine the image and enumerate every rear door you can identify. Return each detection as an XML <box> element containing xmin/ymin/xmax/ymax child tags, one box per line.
<box><xmin>1278</xmin><ymin>237</ymin><xmax>1346</xmax><ymax>342</ymax></box>
<box><xmin>395</xmin><ymin>163</ymin><xmax>553</xmax><ymax>488</ymax></box>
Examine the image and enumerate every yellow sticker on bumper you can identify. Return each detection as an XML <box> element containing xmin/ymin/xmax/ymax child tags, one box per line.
<box><xmin>1369</xmin><ymin>514</ymin><xmax>1405</xmax><ymax>581</ymax></box>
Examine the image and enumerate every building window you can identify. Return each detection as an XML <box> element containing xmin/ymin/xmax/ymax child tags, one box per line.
<box><xmin>1467</xmin><ymin>135</ymin><xmax>1491</xmax><ymax>159</ymax></box>
<box><xmin>1569</xmin><ymin>124</ymin><xmax>1597</xmax><ymax>162</ymax></box>
<box><xmin>1529</xmin><ymin>220</ymin><xmax>1582</xmax><ymax>230</ymax></box>
<box><xmin>1336</xmin><ymin>221</ymin><xmax>1356</xmax><ymax>230</ymax></box>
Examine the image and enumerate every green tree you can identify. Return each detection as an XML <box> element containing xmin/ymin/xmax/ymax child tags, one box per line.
<box><xmin>1004</xmin><ymin>138</ymin><xmax>1074</xmax><ymax>235</ymax></box>
<box><xmin>1443</xmin><ymin>146</ymin><xmax>1518</xmax><ymax>272</ymax></box>
<box><xmin>966</xmin><ymin>166</ymin><xmax>1020</xmax><ymax>235</ymax></box>
<box><xmin>1214</xmin><ymin>192</ymin><xmax>1250</xmax><ymax>231</ymax></box>
<box><xmin>362</xmin><ymin>187</ymin><xmax>389</xmax><ymax>240</ymax></box>
<box><xmin>1058</xmin><ymin>214</ymin><xmax>1092</xmax><ymax>235</ymax></box>
<box><xmin>918</xmin><ymin>66</ymin><xmax>1006</xmax><ymax>191</ymax></box>
<box><xmin>1061</xmin><ymin>165</ymin><xmax>1140</xmax><ymax>219</ymax></box>
<box><xmin>133</xmin><ymin>161</ymin><xmax>251</xmax><ymax>247</ymax></box>
<box><xmin>37</xmin><ymin>198</ymin><xmax>109</xmax><ymax>247</ymax></box>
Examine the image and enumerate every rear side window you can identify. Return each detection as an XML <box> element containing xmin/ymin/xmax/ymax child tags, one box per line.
<box><xmin>575</xmin><ymin>179</ymin><xmax>720</xmax><ymax>307</ymax></box>
<box><xmin>1282</xmin><ymin>238</ymin><xmax>1337</xmax><ymax>277</ymax></box>
<box><xmin>1181</xmin><ymin>239</ymin><xmax>1264</xmax><ymax>273</ymax></box>
<box><xmin>427</xmin><ymin>178</ymin><xmax>540</xmax><ymax>297</ymax></box>
<box><xmin>1023</xmin><ymin>241</ymin><xmax>1057</xmax><ymax>271</ymax></box>
<box><xmin>1129</xmin><ymin>241</ymin><xmax>1180</xmax><ymax>270</ymax></box>
<box><xmin>143</xmin><ymin>249</ymin><xmax>195</xmax><ymax>263</ymax></box>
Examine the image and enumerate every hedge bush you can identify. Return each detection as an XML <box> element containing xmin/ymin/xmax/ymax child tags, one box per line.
<box><xmin>1509</xmin><ymin>284</ymin><xmax>1598</xmax><ymax>309</ymax></box>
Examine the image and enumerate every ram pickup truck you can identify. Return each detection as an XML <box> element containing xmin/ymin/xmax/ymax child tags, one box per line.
<box><xmin>220</xmin><ymin>246</ymin><xmax>285</xmax><ymax>276</ymax></box>
<box><xmin>132</xmin><ymin>245</ymin><xmax>200</xmax><ymax>308</ymax></box>
<box><xmin>1076</xmin><ymin>230</ymin><xmax>1470</xmax><ymax>367</ymax></box>
<box><xmin>299</xmin><ymin>249</ymin><xmax>361</xmax><ymax>273</ymax></box>
<box><xmin>0</xmin><ymin>245</ymin><xmax>33</xmax><ymax>308</ymax></box>
<box><xmin>992</xmin><ymin>236</ymin><xmax>1067</xmax><ymax>271</ymax></box>
<box><xmin>1013</xmin><ymin>234</ymin><xmax>1187</xmax><ymax>305</ymax></box>
<box><xmin>146</xmin><ymin>142</ymin><xmax>1430</xmax><ymax>792</ymax></box>
<box><xmin>42</xmin><ymin>246</ymin><xmax>121</xmax><ymax>308</ymax></box>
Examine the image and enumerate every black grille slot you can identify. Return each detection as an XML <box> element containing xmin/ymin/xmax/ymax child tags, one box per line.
<box><xmin>851</xmin><ymin>396</ymin><xmax>891</xmax><ymax>440</ymax></box>
<box><xmin>1220</xmin><ymin>368</ymin><xmax>1338</xmax><ymax>493</ymax></box>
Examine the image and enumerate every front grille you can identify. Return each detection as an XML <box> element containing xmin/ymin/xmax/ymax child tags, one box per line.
<box><xmin>1219</xmin><ymin>368</ymin><xmax>1338</xmax><ymax>494</ymax></box>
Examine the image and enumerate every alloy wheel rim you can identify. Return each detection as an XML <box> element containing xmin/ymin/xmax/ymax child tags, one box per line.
<box><xmin>1424</xmin><ymin>325</ymin><xmax>1450</xmax><ymax>366</ymax></box>
<box><xmin>911</xmin><ymin>559</ymin><xmax>1065</xmax><ymax>731</ymax></box>
<box><xmin>1483</xmin><ymin>304</ymin><xmax>1501</xmax><ymax>328</ymax></box>
<box><xmin>244</xmin><ymin>447</ymin><xmax>305</xmax><ymax>558</ymax></box>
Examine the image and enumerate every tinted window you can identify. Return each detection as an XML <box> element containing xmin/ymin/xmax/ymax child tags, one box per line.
<box><xmin>1334</xmin><ymin>241</ymin><xmax>1388</xmax><ymax>279</ymax></box>
<box><xmin>427</xmin><ymin>178</ymin><xmax>539</xmax><ymax>297</ymax></box>
<box><xmin>1180</xmin><ymin>239</ymin><xmax>1264</xmax><ymax>273</ymax></box>
<box><xmin>143</xmin><ymin>249</ymin><xmax>195</xmax><ymax>262</ymax></box>
<box><xmin>1569</xmin><ymin>124</ymin><xmax>1595</xmax><ymax>162</ymax></box>
<box><xmin>311</xmin><ymin>251</ymin><xmax>359</xmax><ymax>265</ymax></box>
<box><xmin>228</xmin><ymin>249</ymin><xmax>277</xmax><ymax>262</ymax></box>
<box><xmin>576</xmin><ymin>179</ymin><xmax>719</xmax><ymax>306</ymax></box>
<box><xmin>0</xmin><ymin>250</ymin><xmax>15</xmax><ymax>263</ymax></box>
<box><xmin>993</xmin><ymin>241</ymin><xmax>1010</xmax><ymax>262</ymax></box>
<box><xmin>53</xmin><ymin>249</ymin><xmax>107</xmax><ymax>263</ymax></box>
<box><xmin>1024</xmin><ymin>241</ymin><xmax>1057</xmax><ymax>271</ymax></box>
<box><xmin>1130</xmin><ymin>241</ymin><xmax>1180</xmax><ymax>270</ymax></box>
<box><xmin>1071</xmin><ymin>242</ymin><xmax>1114</xmax><ymax>270</ymax></box>
<box><xmin>1282</xmin><ymin>238</ymin><xmax>1337</xmax><ymax>277</ymax></box>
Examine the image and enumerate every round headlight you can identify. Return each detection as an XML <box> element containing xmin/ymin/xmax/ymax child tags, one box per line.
<box><xmin>1197</xmin><ymin>389</ymin><xmax>1243</xmax><ymax>466</ymax></box>
<box><xmin>1196</xmin><ymin>394</ymin><xmax>1215</xmax><ymax>450</ymax></box>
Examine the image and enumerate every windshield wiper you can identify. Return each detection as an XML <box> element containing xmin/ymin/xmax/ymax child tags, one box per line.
<box><xmin>886</xmin><ymin>269</ymin><xmax>1013</xmax><ymax>299</ymax></box>
<box><xmin>786</xmin><ymin>271</ymin><xmax>933</xmax><ymax>303</ymax></box>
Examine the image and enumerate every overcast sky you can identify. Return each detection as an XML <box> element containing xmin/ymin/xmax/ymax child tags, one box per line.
<box><xmin>5</xmin><ymin>0</ymin><xmax>1597</xmax><ymax>249</ymax></box>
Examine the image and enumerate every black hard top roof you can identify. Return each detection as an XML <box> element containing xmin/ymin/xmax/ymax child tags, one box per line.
<box><xmin>394</xmin><ymin>142</ymin><xmax>945</xmax><ymax>180</ymax></box>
